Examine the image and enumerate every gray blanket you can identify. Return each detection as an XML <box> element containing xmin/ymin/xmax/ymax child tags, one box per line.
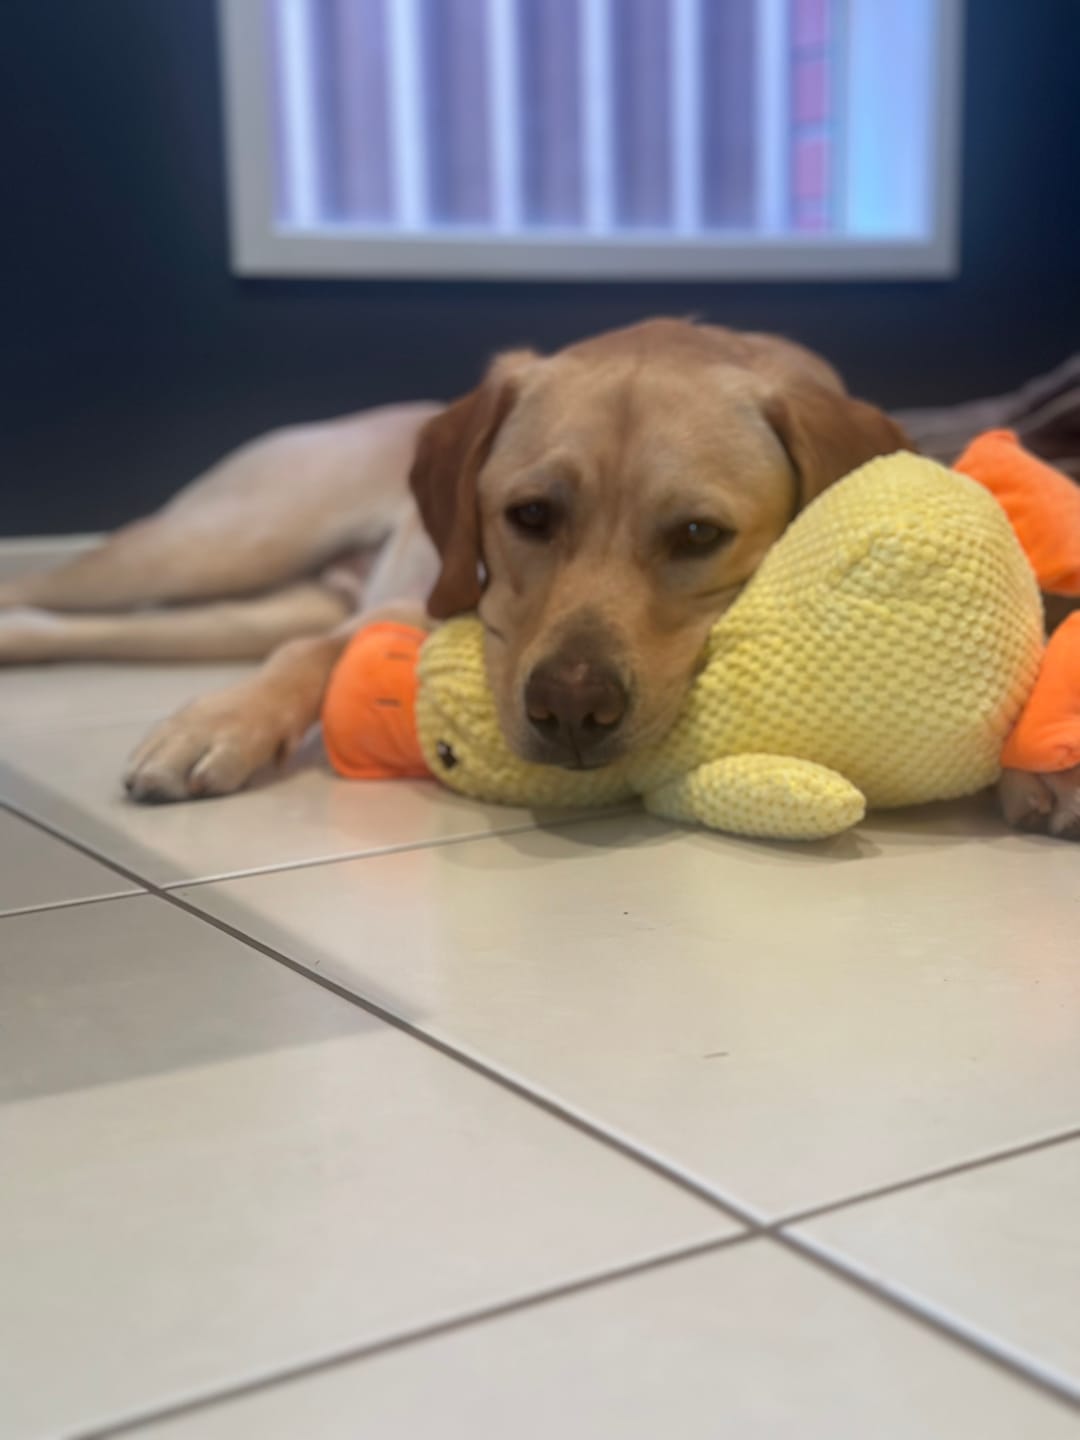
<box><xmin>894</xmin><ymin>354</ymin><xmax>1080</xmax><ymax>481</ymax></box>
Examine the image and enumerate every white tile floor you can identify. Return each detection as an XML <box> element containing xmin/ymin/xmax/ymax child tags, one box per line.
<box><xmin>2</xmin><ymin>543</ymin><xmax>1080</xmax><ymax>1438</ymax></box>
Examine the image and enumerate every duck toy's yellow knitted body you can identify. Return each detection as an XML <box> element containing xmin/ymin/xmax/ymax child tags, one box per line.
<box><xmin>322</xmin><ymin>445</ymin><xmax>1068</xmax><ymax>841</ymax></box>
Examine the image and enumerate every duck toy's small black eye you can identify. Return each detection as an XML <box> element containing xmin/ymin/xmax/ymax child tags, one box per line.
<box><xmin>436</xmin><ymin>741</ymin><xmax>458</xmax><ymax>770</ymax></box>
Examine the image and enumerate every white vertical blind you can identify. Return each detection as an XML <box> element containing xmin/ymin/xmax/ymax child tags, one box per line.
<box><xmin>266</xmin><ymin>0</ymin><xmax>937</xmax><ymax>243</ymax></box>
<box><xmin>487</xmin><ymin>0</ymin><xmax>522</xmax><ymax>232</ymax></box>
<box><xmin>386</xmin><ymin>0</ymin><xmax>427</xmax><ymax>229</ymax></box>
<box><xmin>670</xmin><ymin>0</ymin><xmax>703</xmax><ymax>235</ymax></box>
<box><xmin>579</xmin><ymin>0</ymin><xmax>615</xmax><ymax>235</ymax></box>
<box><xmin>275</xmin><ymin>0</ymin><xmax>322</xmax><ymax>225</ymax></box>
<box><xmin>755</xmin><ymin>0</ymin><xmax>789</xmax><ymax>233</ymax></box>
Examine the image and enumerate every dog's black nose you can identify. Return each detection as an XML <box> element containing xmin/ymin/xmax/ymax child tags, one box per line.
<box><xmin>524</xmin><ymin>658</ymin><xmax>628</xmax><ymax>765</ymax></box>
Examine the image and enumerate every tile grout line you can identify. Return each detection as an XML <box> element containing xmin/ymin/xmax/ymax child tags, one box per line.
<box><xmin>114</xmin><ymin>878</ymin><xmax>1080</xmax><ymax>1419</ymax></box>
<box><xmin>1</xmin><ymin>798</ymin><xmax>752</xmax><ymax>1222</ymax></box>
<box><xmin>160</xmin><ymin>820</ymin><xmax>549</xmax><ymax>890</ymax></box>
<box><xmin>0</xmin><ymin>798</ymin><xmax>164</xmax><ymax>894</ymax></box>
<box><xmin>2</xmin><ymin>794</ymin><xmax>762</xmax><ymax>1228</ymax></box>
<box><xmin>774</xmin><ymin>1123</ymin><xmax>1080</xmax><ymax>1230</ymax></box>
<box><xmin>76</xmin><ymin>1235</ymin><xmax>752</xmax><ymax>1440</ymax></box>
<box><xmin>168</xmin><ymin>860</ymin><xmax>1080</xmax><ymax>1254</ymax></box>
<box><xmin>81</xmin><ymin>1225</ymin><xmax>1080</xmax><ymax>1438</ymax></box>
<box><xmin>0</xmin><ymin>889</ymin><xmax>144</xmax><ymax>923</ymax></box>
<box><xmin>17</xmin><ymin>768</ymin><xmax>1080</xmax><ymax>1243</ymax></box>
<box><xmin>0</xmin><ymin>787</ymin><xmax>634</xmax><ymax>894</ymax></box>
<box><xmin>0</xmin><ymin>795</ymin><xmax>564</xmax><ymax>893</ymax></box>
<box><xmin>5</xmin><ymin>797</ymin><xmax>1080</xmax><ymax>1418</ymax></box>
<box><xmin>163</xmin><ymin>883</ymin><xmax>756</xmax><ymax>1219</ymax></box>
<box><xmin>774</xmin><ymin>1230</ymin><xmax>1080</xmax><ymax>1412</ymax></box>
<box><xmin>161</xmin><ymin>805</ymin><xmax>638</xmax><ymax>891</ymax></box>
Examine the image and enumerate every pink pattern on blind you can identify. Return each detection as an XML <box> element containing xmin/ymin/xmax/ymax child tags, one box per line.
<box><xmin>269</xmin><ymin>0</ymin><xmax>839</xmax><ymax>235</ymax></box>
<box><xmin>788</xmin><ymin>0</ymin><xmax>836</xmax><ymax>232</ymax></box>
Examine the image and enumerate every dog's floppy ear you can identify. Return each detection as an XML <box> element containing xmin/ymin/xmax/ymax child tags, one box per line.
<box><xmin>766</xmin><ymin>383</ymin><xmax>913</xmax><ymax>511</ymax></box>
<box><xmin>410</xmin><ymin>350</ymin><xmax>535</xmax><ymax>618</ymax></box>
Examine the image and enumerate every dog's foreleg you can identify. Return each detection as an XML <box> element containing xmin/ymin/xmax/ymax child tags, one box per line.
<box><xmin>122</xmin><ymin>601</ymin><xmax>432</xmax><ymax>802</ymax></box>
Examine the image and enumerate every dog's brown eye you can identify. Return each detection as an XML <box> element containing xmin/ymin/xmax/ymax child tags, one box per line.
<box><xmin>671</xmin><ymin>521</ymin><xmax>730</xmax><ymax>557</ymax></box>
<box><xmin>507</xmin><ymin>500</ymin><xmax>556</xmax><ymax>539</ymax></box>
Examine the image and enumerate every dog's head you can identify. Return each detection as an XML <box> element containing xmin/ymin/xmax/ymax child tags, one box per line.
<box><xmin>411</xmin><ymin>318</ymin><xmax>909</xmax><ymax>769</ymax></box>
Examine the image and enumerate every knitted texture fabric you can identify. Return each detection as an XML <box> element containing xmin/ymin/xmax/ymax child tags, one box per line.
<box><xmin>415</xmin><ymin>618</ymin><xmax>637</xmax><ymax>808</ymax></box>
<box><xmin>415</xmin><ymin>454</ymin><xmax>1044</xmax><ymax>838</ymax></box>
<box><xmin>644</xmin><ymin>754</ymin><xmax>867</xmax><ymax>840</ymax></box>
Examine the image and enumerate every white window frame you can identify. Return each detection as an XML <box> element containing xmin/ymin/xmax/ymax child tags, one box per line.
<box><xmin>218</xmin><ymin>0</ymin><xmax>964</xmax><ymax>281</ymax></box>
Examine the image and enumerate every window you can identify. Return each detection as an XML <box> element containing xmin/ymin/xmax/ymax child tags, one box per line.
<box><xmin>219</xmin><ymin>0</ymin><xmax>963</xmax><ymax>279</ymax></box>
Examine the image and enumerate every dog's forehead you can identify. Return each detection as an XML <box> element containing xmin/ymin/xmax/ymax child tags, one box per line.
<box><xmin>484</xmin><ymin>358</ymin><xmax>611</xmax><ymax>465</ymax></box>
<box><xmin>628</xmin><ymin>381</ymin><xmax>787</xmax><ymax>481</ymax></box>
<box><xmin>560</xmin><ymin>343</ymin><xmax>765</xmax><ymax>411</ymax></box>
<box><xmin>491</xmin><ymin>352</ymin><xmax>785</xmax><ymax>496</ymax></box>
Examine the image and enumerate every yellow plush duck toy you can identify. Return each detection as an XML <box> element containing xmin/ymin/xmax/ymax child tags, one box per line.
<box><xmin>322</xmin><ymin>445</ymin><xmax>1062</xmax><ymax>841</ymax></box>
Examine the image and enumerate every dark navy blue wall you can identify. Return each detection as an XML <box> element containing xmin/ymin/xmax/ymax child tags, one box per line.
<box><xmin>3</xmin><ymin>0</ymin><xmax>1078</xmax><ymax>533</ymax></box>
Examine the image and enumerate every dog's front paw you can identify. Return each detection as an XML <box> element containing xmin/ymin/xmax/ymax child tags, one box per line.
<box><xmin>124</xmin><ymin>691</ymin><xmax>291</xmax><ymax>803</ymax></box>
<box><xmin>998</xmin><ymin>765</ymin><xmax>1080</xmax><ymax>840</ymax></box>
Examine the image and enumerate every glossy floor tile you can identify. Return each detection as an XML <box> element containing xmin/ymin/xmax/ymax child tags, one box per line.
<box><xmin>0</xmin><ymin>659</ymin><xmax>256</xmax><ymax>735</ymax></box>
<box><xmin>0</xmin><ymin>806</ymin><xmax>138</xmax><ymax>915</ymax></box>
<box><xmin>123</xmin><ymin>1241</ymin><xmax>1077</xmax><ymax>1440</ymax></box>
<box><xmin>797</xmin><ymin>1138</ymin><xmax>1080</xmax><ymax>1396</ymax></box>
<box><xmin>183</xmin><ymin>805</ymin><xmax>1080</xmax><ymax>1219</ymax></box>
<box><xmin>0</xmin><ymin>896</ymin><xmax>728</xmax><ymax>1440</ymax></box>
<box><xmin>4</xmin><ymin>597</ymin><xmax>1079</xmax><ymax>1436</ymax></box>
<box><xmin>0</xmin><ymin>719</ymin><xmax>592</xmax><ymax>886</ymax></box>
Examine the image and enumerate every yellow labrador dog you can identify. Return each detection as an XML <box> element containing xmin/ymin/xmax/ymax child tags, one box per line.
<box><xmin>2</xmin><ymin>318</ymin><xmax>1074</xmax><ymax>834</ymax></box>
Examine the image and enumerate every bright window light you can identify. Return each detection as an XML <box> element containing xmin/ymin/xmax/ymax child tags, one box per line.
<box><xmin>218</xmin><ymin>0</ymin><xmax>963</xmax><ymax>279</ymax></box>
